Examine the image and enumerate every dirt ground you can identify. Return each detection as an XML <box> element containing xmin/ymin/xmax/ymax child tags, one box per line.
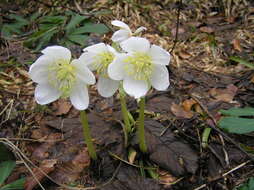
<box><xmin>0</xmin><ymin>0</ymin><xmax>254</xmax><ymax>190</ymax></box>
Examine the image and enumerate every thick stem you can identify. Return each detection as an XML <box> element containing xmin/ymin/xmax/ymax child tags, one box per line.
<box><xmin>80</xmin><ymin>110</ymin><xmax>97</xmax><ymax>160</ymax></box>
<box><xmin>120</xmin><ymin>91</ymin><xmax>131</xmax><ymax>133</ymax></box>
<box><xmin>138</xmin><ymin>97</ymin><xmax>147</xmax><ymax>153</ymax></box>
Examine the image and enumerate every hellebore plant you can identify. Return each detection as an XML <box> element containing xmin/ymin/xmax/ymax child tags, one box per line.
<box><xmin>29</xmin><ymin>20</ymin><xmax>171</xmax><ymax>159</ymax></box>
<box><xmin>108</xmin><ymin>37</ymin><xmax>171</xmax><ymax>152</ymax></box>
<box><xmin>29</xmin><ymin>46</ymin><xmax>97</xmax><ymax>160</ymax></box>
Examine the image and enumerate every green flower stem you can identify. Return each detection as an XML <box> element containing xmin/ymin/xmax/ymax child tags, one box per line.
<box><xmin>80</xmin><ymin>110</ymin><xmax>97</xmax><ymax>160</ymax></box>
<box><xmin>138</xmin><ymin>97</ymin><xmax>147</xmax><ymax>153</ymax></box>
<box><xmin>119</xmin><ymin>91</ymin><xmax>131</xmax><ymax>134</ymax></box>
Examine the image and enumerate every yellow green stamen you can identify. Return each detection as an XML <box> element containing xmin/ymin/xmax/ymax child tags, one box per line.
<box><xmin>48</xmin><ymin>59</ymin><xmax>76</xmax><ymax>98</ymax></box>
<box><xmin>123</xmin><ymin>52</ymin><xmax>153</xmax><ymax>81</ymax></box>
<box><xmin>93</xmin><ymin>51</ymin><xmax>114</xmax><ymax>77</ymax></box>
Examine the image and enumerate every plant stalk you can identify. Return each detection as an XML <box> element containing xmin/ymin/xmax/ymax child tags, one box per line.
<box><xmin>138</xmin><ymin>97</ymin><xmax>147</xmax><ymax>153</ymax></box>
<box><xmin>80</xmin><ymin>110</ymin><xmax>97</xmax><ymax>160</ymax></box>
<box><xmin>120</xmin><ymin>91</ymin><xmax>131</xmax><ymax>134</ymax></box>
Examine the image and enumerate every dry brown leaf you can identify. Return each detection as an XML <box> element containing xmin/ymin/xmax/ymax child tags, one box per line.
<box><xmin>232</xmin><ymin>39</ymin><xmax>242</xmax><ymax>52</ymax></box>
<box><xmin>200</xmin><ymin>26</ymin><xmax>214</xmax><ymax>33</ymax></box>
<box><xmin>209</xmin><ymin>84</ymin><xmax>238</xmax><ymax>102</ymax></box>
<box><xmin>170</xmin><ymin>103</ymin><xmax>193</xmax><ymax>119</ymax></box>
<box><xmin>24</xmin><ymin>159</ymin><xmax>57</xmax><ymax>190</ymax></box>
<box><xmin>178</xmin><ymin>51</ymin><xmax>191</xmax><ymax>59</ymax></box>
<box><xmin>53</xmin><ymin>99</ymin><xmax>72</xmax><ymax>115</ymax></box>
<box><xmin>158</xmin><ymin>169</ymin><xmax>177</xmax><ymax>185</ymax></box>
<box><xmin>171</xmin><ymin>27</ymin><xmax>185</xmax><ymax>37</ymax></box>
<box><xmin>182</xmin><ymin>99</ymin><xmax>197</xmax><ymax>112</ymax></box>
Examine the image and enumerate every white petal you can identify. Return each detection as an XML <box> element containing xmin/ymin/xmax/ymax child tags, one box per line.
<box><xmin>35</xmin><ymin>83</ymin><xmax>61</xmax><ymax>105</ymax></box>
<box><xmin>149</xmin><ymin>45</ymin><xmax>170</xmax><ymax>65</ymax></box>
<box><xmin>79</xmin><ymin>52</ymin><xmax>97</xmax><ymax>71</ymax></box>
<box><xmin>71</xmin><ymin>59</ymin><xmax>95</xmax><ymax>85</ymax></box>
<box><xmin>41</xmin><ymin>46</ymin><xmax>71</xmax><ymax>61</ymax></box>
<box><xmin>123</xmin><ymin>77</ymin><xmax>149</xmax><ymax>99</ymax></box>
<box><xmin>97</xmin><ymin>76</ymin><xmax>119</xmax><ymax>97</ymax></box>
<box><xmin>83</xmin><ymin>43</ymin><xmax>107</xmax><ymax>54</ymax></box>
<box><xmin>29</xmin><ymin>55</ymin><xmax>52</xmax><ymax>83</ymax></box>
<box><xmin>106</xmin><ymin>45</ymin><xmax>118</xmax><ymax>55</ymax></box>
<box><xmin>120</xmin><ymin>37</ymin><xmax>150</xmax><ymax>53</ymax></box>
<box><xmin>134</xmin><ymin>26</ymin><xmax>147</xmax><ymax>34</ymax></box>
<box><xmin>111</xmin><ymin>29</ymin><xmax>130</xmax><ymax>43</ymax></box>
<box><xmin>150</xmin><ymin>65</ymin><xmax>169</xmax><ymax>91</ymax></box>
<box><xmin>70</xmin><ymin>83</ymin><xmax>89</xmax><ymax>110</ymax></box>
<box><xmin>111</xmin><ymin>20</ymin><xmax>131</xmax><ymax>32</ymax></box>
<box><xmin>108</xmin><ymin>54</ymin><xmax>128</xmax><ymax>80</ymax></box>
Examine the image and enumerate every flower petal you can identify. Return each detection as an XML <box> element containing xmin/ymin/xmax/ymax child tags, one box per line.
<box><xmin>111</xmin><ymin>29</ymin><xmax>130</xmax><ymax>43</ymax></box>
<box><xmin>108</xmin><ymin>54</ymin><xmax>128</xmax><ymax>80</ymax></box>
<box><xmin>120</xmin><ymin>37</ymin><xmax>150</xmax><ymax>53</ymax></box>
<box><xmin>97</xmin><ymin>76</ymin><xmax>119</xmax><ymax>97</ymax></box>
<box><xmin>29</xmin><ymin>55</ymin><xmax>52</xmax><ymax>83</ymax></box>
<box><xmin>79</xmin><ymin>52</ymin><xmax>97</xmax><ymax>71</ymax></box>
<box><xmin>41</xmin><ymin>46</ymin><xmax>71</xmax><ymax>61</ymax></box>
<box><xmin>111</xmin><ymin>20</ymin><xmax>131</xmax><ymax>31</ymax></box>
<box><xmin>150</xmin><ymin>65</ymin><xmax>169</xmax><ymax>91</ymax></box>
<box><xmin>35</xmin><ymin>83</ymin><xmax>61</xmax><ymax>105</ymax></box>
<box><xmin>71</xmin><ymin>59</ymin><xmax>96</xmax><ymax>85</ymax></box>
<box><xmin>70</xmin><ymin>83</ymin><xmax>89</xmax><ymax>110</ymax></box>
<box><xmin>123</xmin><ymin>77</ymin><xmax>149</xmax><ymax>99</ymax></box>
<box><xmin>83</xmin><ymin>43</ymin><xmax>107</xmax><ymax>54</ymax></box>
<box><xmin>149</xmin><ymin>45</ymin><xmax>170</xmax><ymax>65</ymax></box>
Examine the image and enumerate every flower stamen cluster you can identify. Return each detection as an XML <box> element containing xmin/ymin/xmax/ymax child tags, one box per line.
<box><xmin>93</xmin><ymin>51</ymin><xmax>114</xmax><ymax>77</ymax></box>
<box><xmin>124</xmin><ymin>52</ymin><xmax>153</xmax><ymax>81</ymax></box>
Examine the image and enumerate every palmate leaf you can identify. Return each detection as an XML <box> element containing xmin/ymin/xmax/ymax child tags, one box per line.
<box><xmin>67</xmin><ymin>34</ymin><xmax>89</xmax><ymax>46</ymax></box>
<box><xmin>65</xmin><ymin>14</ymin><xmax>88</xmax><ymax>34</ymax></box>
<box><xmin>0</xmin><ymin>178</ymin><xmax>25</xmax><ymax>190</ymax></box>
<box><xmin>0</xmin><ymin>161</ymin><xmax>16</xmax><ymax>186</ymax></box>
<box><xmin>71</xmin><ymin>23</ymin><xmax>109</xmax><ymax>35</ymax></box>
<box><xmin>219</xmin><ymin>107</ymin><xmax>254</xmax><ymax>134</ymax></box>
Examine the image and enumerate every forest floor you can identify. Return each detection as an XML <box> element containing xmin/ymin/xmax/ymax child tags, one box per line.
<box><xmin>0</xmin><ymin>0</ymin><xmax>254</xmax><ymax>190</ymax></box>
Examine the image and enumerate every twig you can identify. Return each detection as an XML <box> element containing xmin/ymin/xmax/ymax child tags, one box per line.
<box><xmin>193</xmin><ymin>160</ymin><xmax>251</xmax><ymax>190</ymax></box>
<box><xmin>170</xmin><ymin>0</ymin><xmax>182</xmax><ymax>54</ymax></box>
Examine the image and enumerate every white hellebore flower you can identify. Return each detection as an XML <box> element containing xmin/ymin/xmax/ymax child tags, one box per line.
<box><xmin>111</xmin><ymin>20</ymin><xmax>147</xmax><ymax>43</ymax></box>
<box><xmin>29</xmin><ymin>46</ymin><xmax>95</xmax><ymax>110</ymax></box>
<box><xmin>108</xmin><ymin>37</ymin><xmax>170</xmax><ymax>99</ymax></box>
<box><xmin>79</xmin><ymin>43</ymin><xmax>119</xmax><ymax>98</ymax></box>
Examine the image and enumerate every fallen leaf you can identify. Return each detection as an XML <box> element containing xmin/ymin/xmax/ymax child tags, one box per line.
<box><xmin>24</xmin><ymin>159</ymin><xmax>57</xmax><ymax>190</ymax></box>
<box><xmin>232</xmin><ymin>39</ymin><xmax>242</xmax><ymax>52</ymax></box>
<box><xmin>209</xmin><ymin>84</ymin><xmax>238</xmax><ymax>102</ymax></box>
<box><xmin>158</xmin><ymin>169</ymin><xmax>177</xmax><ymax>185</ymax></box>
<box><xmin>182</xmin><ymin>99</ymin><xmax>197</xmax><ymax>112</ymax></box>
<box><xmin>200</xmin><ymin>26</ymin><xmax>214</xmax><ymax>33</ymax></box>
<box><xmin>53</xmin><ymin>99</ymin><xmax>72</xmax><ymax>115</ymax></box>
<box><xmin>143</xmin><ymin>120</ymin><xmax>199</xmax><ymax>176</ymax></box>
<box><xmin>171</xmin><ymin>103</ymin><xmax>194</xmax><ymax>119</ymax></box>
<box><xmin>171</xmin><ymin>27</ymin><xmax>185</xmax><ymax>37</ymax></box>
<box><xmin>50</xmin><ymin>148</ymin><xmax>90</xmax><ymax>184</ymax></box>
<box><xmin>102</xmin><ymin>165</ymin><xmax>162</xmax><ymax>190</ymax></box>
<box><xmin>178</xmin><ymin>51</ymin><xmax>191</xmax><ymax>59</ymax></box>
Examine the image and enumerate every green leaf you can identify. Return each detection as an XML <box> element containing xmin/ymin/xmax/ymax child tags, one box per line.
<box><xmin>0</xmin><ymin>161</ymin><xmax>16</xmax><ymax>185</ymax></box>
<box><xmin>219</xmin><ymin>117</ymin><xmax>254</xmax><ymax>134</ymax></box>
<box><xmin>219</xmin><ymin>107</ymin><xmax>254</xmax><ymax>116</ymax></box>
<box><xmin>40</xmin><ymin>16</ymin><xmax>66</xmax><ymax>24</ymax></box>
<box><xmin>65</xmin><ymin>14</ymin><xmax>88</xmax><ymax>34</ymax></box>
<box><xmin>0</xmin><ymin>143</ymin><xmax>15</xmax><ymax>162</ymax></box>
<box><xmin>67</xmin><ymin>34</ymin><xmax>89</xmax><ymax>46</ymax></box>
<box><xmin>1</xmin><ymin>178</ymin><xmax>25</xmax><ymax>190</ymax></box>
<box><xmin>8</xmin><ymin>14</ymin><xmax>29</xmax><ymax>26</ymax></box>
<box><xmin>230</xmin><ymin>56</ymin><xmax>254</xmax><ymax>69</ymax></box>
<box><xmin>74</xmin><ymin>23</ymin><xmax>109</xmax><ymax>34</ymax></box>
<box><xmin>236</xmin><ymin>178</ymin><xmax>254</xmax><ymax>190</ymax></box>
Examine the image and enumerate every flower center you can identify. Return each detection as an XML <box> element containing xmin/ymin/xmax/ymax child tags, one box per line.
<box><xmin>124</xmin><ymin>52</ymin><xmax>153</xmax><ymax>80</ymax></box>
<box><xmin>48</xmin><ymin>59</ymin><xmax>76</xmax><ymax>98</ymax></box>
<box><xmin>93</xmin><ymin>51</ymin><xmax>114</xmax><ymax>77</ymax></box>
